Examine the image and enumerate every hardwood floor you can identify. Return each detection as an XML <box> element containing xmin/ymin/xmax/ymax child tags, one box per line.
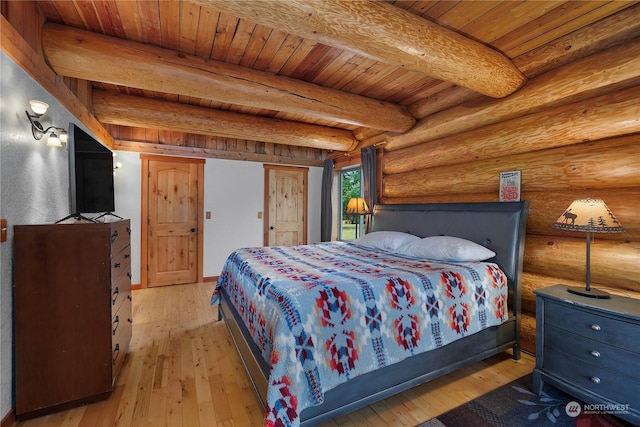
<box><xmin>14</xmin><ymin>282</ymin><xmax>535</xmax><ymax>427</ymax></box>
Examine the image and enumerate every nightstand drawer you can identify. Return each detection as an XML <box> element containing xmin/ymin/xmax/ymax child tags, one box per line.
<box><xmin>544</xmin><ymin>347</ymin><xmax>639</xmax><ymax>410</ymax></box>
<box><xmin>545</xmin><ymin>325</ymin><xmax>640</xmax><ymax>378</ymax></box>
<box><xmin>545</xmin><ymin>300</ymin><xmax>640</xmax><ymax>352</ymax></box>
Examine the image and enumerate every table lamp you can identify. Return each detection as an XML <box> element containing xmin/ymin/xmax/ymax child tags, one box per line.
<box><xmin>552</xmin><ymin>198</ymin><xmax>624</xmax><ymax>299</ymax></box>
<box><xmin>345</xmin><ymin>197</ymin><xmax>370</xmax><ymax>238</ymax></box>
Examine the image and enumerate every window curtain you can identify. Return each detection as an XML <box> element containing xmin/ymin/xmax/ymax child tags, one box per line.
<box><xmin>320</xmin><ymin>158</ymin><xmax>334</xmax><ymax>242</ymax></box>
<box><xmin>360</xmin><ymin>146</ymin><xmax>377</xmax><ymax>233</ymax></box>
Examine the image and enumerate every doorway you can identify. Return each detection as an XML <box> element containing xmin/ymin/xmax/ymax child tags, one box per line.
<box><xmin>141</xmin><ymin>155</ymin><xmax>204</xmax><ymax>287</ymax></box>
<box><xmin>264</xmin><ymin>165</ymin><xmax>308</xmax><ymax>246</ymax></box>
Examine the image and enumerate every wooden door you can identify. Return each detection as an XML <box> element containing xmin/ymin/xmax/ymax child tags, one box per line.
<box><xmin>141</xmin><ymin>155</ymin><xmax>204</xmax><ymax>287</ymax></box>
<box><xmin>264</xmin><ymin>165</ymin><xmax>308</xmax><ymax>246</ymax></box>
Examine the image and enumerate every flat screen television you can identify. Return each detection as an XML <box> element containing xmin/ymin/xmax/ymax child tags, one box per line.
<box><xmin>67</xmin><ymin>123</ymin><xmax>115</xmax><ymax>217</ymax></box>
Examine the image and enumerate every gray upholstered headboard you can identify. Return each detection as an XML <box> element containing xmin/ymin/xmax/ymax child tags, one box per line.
<box><xmin>370</xmin><ymin>202</ymin><xmax>529</xmax><ymax>286</ymax></box>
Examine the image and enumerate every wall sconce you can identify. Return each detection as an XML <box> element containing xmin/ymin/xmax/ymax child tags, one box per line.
<box><xmin>113</xmin><ymin>153</ymin><xmax>123</xmax><ymax>175</ymax></box>
<box><xmin>25</xmin><ymin>100</ymin><xmax>69</xmax><ymax>147</ymax></box>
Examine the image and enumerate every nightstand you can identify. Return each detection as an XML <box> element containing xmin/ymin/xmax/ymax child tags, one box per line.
<box><xmin>533</xmin><ymin>284</ymin><xmax>640</xmax><ymax>425</ymax></box>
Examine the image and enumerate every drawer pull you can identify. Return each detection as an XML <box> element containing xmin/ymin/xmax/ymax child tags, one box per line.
<box><xmin>111</xmin><ymin>230</ymin><xmax>119</xmax><ymax>245</ymax></box>
<box><xmin>112</xmin><ymin>315</ymin><xmax>120</xmax><ymax>335</ymax></box>
<box><xmin>590</xmin><ymin>376</ymin><xmax>601</xmax><ymax>384</ymax></box>
<box><xmin>112</xmin><ymin>287</ymin><xmax>119</xmax><ymax>305</ymax></box>
<box><xmin>590</xmin><ymin>324</ymin><xmax>601</xmax><ymax>331</ymax></box>
<box><xmin>590</xmin><ymin>350</ymin><xmax>601</xmax><ymax>358</ymax></box>
<box><xmin>114</xmin><ymin>262</ymin><xmax>121</xmax><ymax>268</ymax></box>
<box><xmin>112</xmin><ymin>343</ymin><xmax>120</xmax><ymax>365</ymax></box>
<box><xmin>128</xmin><ymin>294</ymin><xmax>133</xmax><ymax>301</ymax></box>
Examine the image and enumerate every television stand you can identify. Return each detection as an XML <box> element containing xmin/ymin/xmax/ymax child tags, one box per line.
<box><xmin>94</xmin><ymin>212</ymin><xmax>123</xmax><ymax>221</ymax></box>
<box><xmin>55</xmin><ymin>214</ymin><xmax>98</xmax><ymax>224</ymax></box>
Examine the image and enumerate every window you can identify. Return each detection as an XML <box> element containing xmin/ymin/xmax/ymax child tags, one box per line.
<box><xmin>339</xmin><ymin>167</ymin><xmax>365</xmax><ymax>240</ymax></box>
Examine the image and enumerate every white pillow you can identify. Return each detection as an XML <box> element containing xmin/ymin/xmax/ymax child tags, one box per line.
<box><xmin>352</xmin><ymin>231</ymin><xmax>419</xmax><ymax>252</ymax></box>
<box><xmin>398</xmin><ymin>236</ymin><xmax>495</xmax><ymax>262</ymax></box>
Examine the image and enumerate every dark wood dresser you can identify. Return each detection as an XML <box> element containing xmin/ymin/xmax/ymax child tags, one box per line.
<box><xmin>14</xmin><ymin>219</ymin><xmax>132</xmax><ymax>418</ymax></box>
<box><xmin>533</xmin><ymin>284</ymin><xmax>640</xmax><ymax>425</ymax></box>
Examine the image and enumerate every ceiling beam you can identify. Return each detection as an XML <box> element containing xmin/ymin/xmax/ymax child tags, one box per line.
<box><xmin>199</xmin><ymin>0</ymin><xmax>527</xmax><ymax>98</ymax></box>
<box><xmin>114</xmin><ymin>140</ymin><xmax>324</xmax><ymax>167</ymax></box>
<box><xmin>41</xmin><ymin>23</ymin><xmax>415</xmax><ymax>133</ymax></box>
<box><xmin>92</xmin><ymin>92</ymin><xmax>358</xmax><ymax>152</ymax></box>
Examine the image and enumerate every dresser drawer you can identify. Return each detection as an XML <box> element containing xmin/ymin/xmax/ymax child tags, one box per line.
<box><xmin>545</xmin><ymin>325</ymin><xmax>640</xmax><ymax>378</ymax></box>
<box><xmin>111</xmin><ymin>296</ymin><xmax>132</xmax><ymax>383</ymax></box>
<box><xmin>111</xmin><ymin>273</ymin><xmax>131</xmax><ymax>317</ymax></box>
<box><xmin>543</xmin><ymin>347</ymin><xmax>639</xmax><ymax>411</ymax></box>
<box><xmin>545</xmin><ymin>300</ymin><xmax>640</xmax><ymax>352</ymax></box>
<box><xmin>109</xmin><ymin>221</ymin><xmax>131</xmax><ymax>257</ymax></box>
<box><xmin>111</xmin><ymin>246</ymin><xmax>131</xmax><ymax>285</ymax></box>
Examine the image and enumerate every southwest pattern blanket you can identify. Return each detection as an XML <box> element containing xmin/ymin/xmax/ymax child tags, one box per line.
<box><xmin>212</xmin><ymin>242</ymin><xmax>508</xmax><ymax>427</ymax></box>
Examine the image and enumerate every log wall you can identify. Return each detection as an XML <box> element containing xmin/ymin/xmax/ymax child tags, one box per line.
<box><xmin>382</xmin><ymin>41</ymin><xmax>640</xmax><ymax>354</ymax></box>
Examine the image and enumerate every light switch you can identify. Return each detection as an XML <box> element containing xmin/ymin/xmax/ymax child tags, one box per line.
<box><xmin>206</xmin><ymin>211</ymin><xmax>211</xmax><ymax>219</ymax></box>
<box><xmin>258</xmin><ymin>211</ymin><xmax>263</xmax><ymax>219</ymax></box>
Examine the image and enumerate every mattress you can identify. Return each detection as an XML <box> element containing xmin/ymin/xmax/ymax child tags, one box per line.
<box><xmin>212</xmin><ymin>242</ymin><xmax>509</xmax><ymax>426</ymax></box>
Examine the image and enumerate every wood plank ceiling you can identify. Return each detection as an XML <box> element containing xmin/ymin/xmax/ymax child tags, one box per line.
<box><xmin>32</xmin><ymin>0</ymin><xmax>638</xmax><ymax>165</ymax></box>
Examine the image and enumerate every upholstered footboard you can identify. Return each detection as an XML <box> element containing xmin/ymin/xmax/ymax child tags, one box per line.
<box><xmin>219</xmin><ymin>288</ymin><xmax>519</xmax><ymax>425</ymax></box>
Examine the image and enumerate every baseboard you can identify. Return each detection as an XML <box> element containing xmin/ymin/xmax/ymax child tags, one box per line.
<box><xmin>132</xmin><ymin>279</ymin><xmax>216</xmax><ymax>290</ymax></box>
<box><xmin>1</xmin><ymin>407</ymin><xmax>14</xmax><ymax>427</ymax></box>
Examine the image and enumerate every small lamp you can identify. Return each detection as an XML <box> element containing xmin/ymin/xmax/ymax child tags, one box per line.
<box><xmin>345</xmin><ymin>197</ymin><xmax>370</xmax><ymax>238</ymax></box>
<box><xmin>553</xmin><ymin>198</ymin><xmax>624</xmax><ymax>299</ymax></box>
<box><xmin>29</xmin><ymin>100</ymin><xmax>49</xmax><ymax>115</ymax></box>
<box><xmin>46</xmin><ymin>133</ymin><xmax>63</xmax><ymax>147</ymax></box>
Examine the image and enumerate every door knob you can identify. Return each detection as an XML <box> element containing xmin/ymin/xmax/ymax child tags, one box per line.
<box><xmin>191</xmin><ymin>228</ymin><xmax>196</xmax><ymax>232</ymax></box>
<box><xmin>270</xmin><ymin>226</ymin><xmax>275</xmax><ymax>230</ymax></box>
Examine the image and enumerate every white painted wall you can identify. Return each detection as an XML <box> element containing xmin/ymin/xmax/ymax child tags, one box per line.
<box><xmin>113</xmin><ymin>154</ymin><xmax>322</xmax><ymax>282</ymax></box>
<box><xmin>1</xmin><ymin>51</ymin><xmax>76</xmax><ymax>420</ymax></box>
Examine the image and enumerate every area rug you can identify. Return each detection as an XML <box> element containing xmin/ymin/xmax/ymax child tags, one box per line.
<box><xmin>418</xmin><ymin>373</ymin><xmax>636</xmax><ymax>427</ymax></box>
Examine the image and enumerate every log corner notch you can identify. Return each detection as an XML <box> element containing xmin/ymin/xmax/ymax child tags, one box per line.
<box><xmin>201</xmin><ymin>0</ymin><xmax>528</xmax><ymax>99</ymax></box>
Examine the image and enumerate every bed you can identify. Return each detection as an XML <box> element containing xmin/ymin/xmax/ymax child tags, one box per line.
<box><xmin>213</xmin><ymin>201</ymin><xmax>529</xmax><ymax>426</ymax></box>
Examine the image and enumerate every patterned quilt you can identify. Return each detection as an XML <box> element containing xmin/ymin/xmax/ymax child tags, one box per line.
<box><xmin>212</xmin><ymin>242</ymin><xmax>508</xmax><ymax>427</ymax></box>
